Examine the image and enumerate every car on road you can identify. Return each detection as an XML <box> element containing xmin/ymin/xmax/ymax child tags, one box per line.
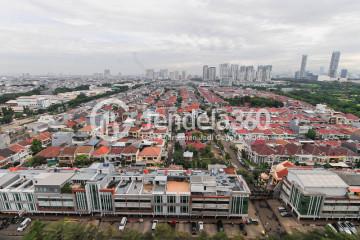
<box><xmin>152</xmin><ymin>220</ymin><xmax>158</xmax><ymax>231</ymax></box>
<box><xmin>337</xmin><ymin>221</ymin><xmax>352</xmax><ymax>235</ymax></box>
<box><xmin>239</xmin><ymin>222</ymin><xmax>245</xmax><ymax>232</ymax></box>
<box><xmin>246</xmin><ymin>218</ymin><xmax>259</xmax><ymax>225</ymax></box>
<box><xmin>191</xmin><ymin>222</ymin><xmax>197</xmax><ymax>235</ymax></box>
<box><xmin>118</xmin><ymin>217</ymin><xmax>127</xmax><ymax>231</ymax></box>
<box><xmin>326</xmin><ymin>223</ymin><xmax>338</xmax><ymax>233</ymax></box>
<box><xmin>344</xmin><ymin>221</ymin><xmax>357</xmax><ymax>234</ymax></box>
<box><xmin>278</xmin><ymin>206</ymin><xmax>286</xmax><ymax>212</ymax></box>
<box><xmin>17</xmin><ymin>218</ymin><xmax>31</xmax><ymax>232</ymax></box>
<box><xmin>280</xmin><ymin>211</ymin><xmax>292</xmax><ymax>217</ymax></box>
<box><xmin>216</xmin><ymin>220</ymin><xmax>224</xmax><ymax>232</ymax></box>
<box><xmin>198</xmin><ymin>221</ymin><xmax>204</xmax><ymax>232</ymax></box>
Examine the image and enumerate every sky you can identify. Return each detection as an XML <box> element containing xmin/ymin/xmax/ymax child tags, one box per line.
<box><xmin>1</xmin><ymin>0</ymin><xmax>360</xmax><ymax>75</ymax></box>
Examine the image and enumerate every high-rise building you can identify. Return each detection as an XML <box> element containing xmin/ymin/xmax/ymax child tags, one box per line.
<box><xmin>256</xmin><ymin>65</ymin><xmax>272</xmax><ymax>82</ymax></box>
<box><xmin>245</xmin><ymin>66</ymin><xmax>255</xmax><ymax>82</ymax></box>
<box><xmin>219</xmin><ymin>63</ymin><xmax>232</xmax><ymax>86</ymax></box>
<box><xmin>203</xmin><ymin>65</ymin><xmax>209</xmax><ymax>81</ymax></box>
<box><xmin>174</xmin><ymin>71</ymin><xmax>179</xmax><ymax>80</ymax></box>
<box><xmin>328</xmin><ymin>51</ymin><xmax>341</xmax><ymax>78</ymax></box>
<box><xmin>104</xmin><ymin>69</ymin><xmax>111</xmax><ymax>79</ymax></box>
<box><xmin>238</xmin><ymin>66</ymin><xmax>246</xmax><ymax>82</ymax></box>
<box><xmin>299</xmin><ymin>55</ymin><xmax>307</xmax><ymax>79</ymax></box>
<box><xmin>159</xmin><ymin>69</ymin><xmax>168</xmax><ymax>80</ymax></box>
<box><xmin>340</xmin><ymin>69</ymin><xmax>348</xmax><ymax>78</ymax></box>
<box><xmin>208</xmin><ymin>67</ymin><xmax>216</xmax><ymax>81</ymax></box>
<box><xmin>181</xmin><ymin>70</ymin><xmax>186</xmax><ymax>80</ymax></box>
<box><xmin>231</xmin><ymin>64</ymin><xmax>239</xmax><ymax>82</ymax></box>
<box><xmin>219</xmin><ymin>63</ymin><xmax>231</xmax><ymax>79</ymax></box>
<box><xmin>145</xmin><ymin>69</ymin><xmax>154</xmax><ymax>80</ymax></box>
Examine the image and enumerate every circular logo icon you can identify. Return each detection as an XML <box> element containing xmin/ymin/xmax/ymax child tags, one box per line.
<box><xmin>90</xmin><ymin>98</ymin><xmax>129</xmax><ymax>141</ymax></box>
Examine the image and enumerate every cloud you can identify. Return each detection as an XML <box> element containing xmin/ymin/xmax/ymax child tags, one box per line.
<box><xmin>0</xmin><ymin>0</ymin><xmax>359</xmax><ymax>75</ymax></box>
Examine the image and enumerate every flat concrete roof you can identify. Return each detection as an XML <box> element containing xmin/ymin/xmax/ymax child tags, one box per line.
<box><xmin>167</xmin><ymin>181</ymin><xmax>190</xmax><ymax>193</ymax></box>
<box><xmin>34</xmin><ymin>172</ymin><xmax>75</xmax><ymax>186</ymax></box>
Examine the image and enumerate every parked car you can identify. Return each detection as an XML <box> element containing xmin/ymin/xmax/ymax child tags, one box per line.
<box><xmin>326</xmin><ymin>223</ymin><xmax>338</xmax><ymax>233</ymax></box>
<box><xmin>198</xmin><ymin>221</ymin><xmax>204</xmax><ymax>232</ymax></box>
<box><xmin>118</xmin><ymin>217</ymin><xmax>127</xmax><ymax>231</ymax></box>
<box><xmin>17</xmin><ymin>218</ymin><xmax>31</xmax><ymax>232</ymax></box>
<box><xmin>191</xmin><ymin>222</ymin><xmax>197</xmax><ymax>235</ymax></box>
<box><xmin>344</xmin><ymin>221</ymin><xmax>357</xmax><ymax>235</ymax></box>
<box><xmin>248</xmin><ymin>218</ymin><xmax>259</xmax><ymax>225</ymax></box>
<box><xmin>278</xmin><ymin>206</ymin><xmax>286</xmax><ymax>212</ymax></box>
<box><xmin>280</xmin><ymin>211</ymin><xmax>292</xmax><ymax>217</ymax></box>
<box><xmin>152</xmin><ymin>220</ymin><xmax>158</xmax><ymax>231</ymax></box>
<box><xmin>337</xmin><ymin>221</ymin><xmax>352</xmax><ymax>235</ymax></box>
<box><xmin>217</xmin><ymin>220</ymin><xmax>224</xmax><ymax>232</ymax></box>
<box><xmin>239</xmin><ymin>222</ymin><xmax>245</xmax><ymax>231</ymax></box>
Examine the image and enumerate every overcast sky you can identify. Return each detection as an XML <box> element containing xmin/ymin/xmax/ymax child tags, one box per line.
<box><xmin>1</xmin><ymin>0</ymin><xmax>360</xmax><ymax>75</ymax></box>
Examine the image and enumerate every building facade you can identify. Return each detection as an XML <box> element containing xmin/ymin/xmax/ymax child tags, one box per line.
<box><xmin>281</xmin><ymin>169</ymin><xmax>360</xmax><ymax>220</ymax></box>
<box><xmin>0</xmin><ymin>164</ymin><xmax>250</xmax><ymax>218</ymax></box>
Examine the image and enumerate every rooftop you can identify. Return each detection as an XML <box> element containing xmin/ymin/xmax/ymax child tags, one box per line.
<box><xmin>34</xmin><ymin>172</ymin><xmax>75</xmax><ymax>186</ymax></box>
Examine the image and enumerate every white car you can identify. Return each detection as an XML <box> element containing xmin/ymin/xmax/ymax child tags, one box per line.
<box><xmin>152</xmin><ymin>220</ymin><xmax>158</xmax><ymax>230</ymax></box>
<box><xmin>17</xmin><ymin>218</ymin><xmax>31</xmax><ymax>232</ymax></box>
<box><xmin>198</xmin><ymin>221</ymin><xmax>204</xmax><ymax>231</ymax></box>
<box><xmin>118</xmin><ymin>217</ymin><xmax>127</xmax><ymax>231</ymax></box>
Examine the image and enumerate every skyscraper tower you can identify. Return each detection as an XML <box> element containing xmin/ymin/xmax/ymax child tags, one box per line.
<box><xmin>208</xmin><ymin>67</ymin><xmax>216</xmax><ymax>81</ymax></box>
<box><xmin>328</xmin><ymin>51</ymin><xmax>341</xmax><ymax>78</ymax></box>
<box><xmin>299</xmin><ymin>55</ymin><xmax>307</xmax><ymax>79</ymax></box>
<box><xmin>203</xmin><ymin>65</ymin><xmax>209</xmax><ymax>81</ymax></box>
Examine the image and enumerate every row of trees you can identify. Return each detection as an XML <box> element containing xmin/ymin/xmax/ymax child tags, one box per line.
<box><xmin>225</xmin><ymin>96</ymin><xmax>284</xmax><ymax>108</ymax></box>
<box><xmin>0</xmin><ymin>88</ymin><xmax>41</xmax><ymax>104</ymax></box>
<box><xmin>47</xmin><ymin>86</ymin><xmax>129</xmax><ymax>114</ymax></box>
<box><xmin>277</xmin><ymin>81</ymin><xmax>360</xmax><ymax>117</ymax></box>
<box><xmin>53</xmin><ymin>85</ymin><xmax>90</xmax><ymax>94</ymax></box>
<box><xmin>24</xmin><ymin>220</ymin><xmax>360</xmax><ymax>240</ymax></box>
<box><xmin>23</xmin><ymin>221</ymin><xmax>242</xmax><ymax>240</ymax></box>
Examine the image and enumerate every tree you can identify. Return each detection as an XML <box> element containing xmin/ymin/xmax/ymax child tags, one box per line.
<box><xmin>75</xmin><ymin>154</ymin><xmax>91</xmax><ymax>167</ymax></box>
<box><xmin>61</xmin><ymin>182</ymin><xmax>72</xmax><ymax>194</ymax></box>
<box><xmin>305</xmin><ymin>128</ymin><xmax>316</xmax><ymax>140</ymax></box>
<box><xmin>153</xmin><ymin>224</ymin><xmax>175</xmax><ymax>240</ymax></box>
<box><xmin>38</xmin><ymin>220</ymin><xmax>112</xmax><ymax>240</ymax></box>
<box><xmin>23</xmin><ymin>220</ymin><xmax>46</xmax><ymax>240</ymax></box>
<box><xmin>212</xmin><ymin>232</ymin><xmax>228</xmax><ymax>240</ymax></box>
<box><xmin>121</xmin><ymin>229</ymin><xmax>143</xmax><ymax>240</ymax></box>
<box><xmin>30</xmin><ymin>139</ymin><xmax>43</xmax><ymax>155</ymax></box>
<box><xmin>27</xmin><ymin>156</ymin><xmax>47</xmax><ymax>167</ymax></box>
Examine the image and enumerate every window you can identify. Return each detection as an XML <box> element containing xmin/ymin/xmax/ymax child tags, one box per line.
<box><xmin>181</xmin><ymin>206</ymin><xmax>188</xmax><ymax>213</ymax></box>
<box><xmin>180</xmin><ymin>196</ymin><xmax>189</xmax><ymax>204</ymax></box>
<box><xmin>167</xmin><ymin>195</ymin><xmax>176</xmax><ymax>204</ymax></box>
<box><xmin>154</xmin><ymin>195</ymin><xmax>162</xmax><ymax>204</ymax></box>
<box><xmin>155</xmin><ymin>205</ymin><xmax>162</xmax><ymax>213</ymax></box>
<box><xmin>168</xmin><ymin>206</ymin><xmax>176</xmax><ymax>213</ymax></box>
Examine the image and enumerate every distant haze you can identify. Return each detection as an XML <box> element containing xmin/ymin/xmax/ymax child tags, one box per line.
<box><xmin>1</xmin><ymin>0</ymin><xmax>360</xmax><ymax>75</ymax></box>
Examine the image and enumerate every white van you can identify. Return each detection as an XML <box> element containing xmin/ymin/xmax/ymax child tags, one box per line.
<box><xmin>17</xmin><ymin>218</ymin><xmax>31</xmax><ymax>232</ymax></box>
<box><xmin>118</xmin><ymin>217</ymin><xmax>127</xmax><ymax>231</ymax></box>
<box><xmin>152</xmin><ymin>220</ymin><xmax>158</xmax><ymax>230</ymax></box>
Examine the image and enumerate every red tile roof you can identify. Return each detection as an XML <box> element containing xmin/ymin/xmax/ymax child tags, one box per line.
<box><xmin>122</xmin><ymin>145</ymin><xmax>139</xmax><ymax>155</ymax></box>
<box><xmin>92</xmin><ymin>146</ymin><xmax>110</xmax><ymax>157</ymax></box>
<box><xmin>36</xmin><ymin>146</ymin><xmax>62</xmax><ymax>159</ymax></box>
<box><xmin>138</xmin><ymin>146</ymin><xmax>161</xmax><ymax>157</ymax></box>
<box><xmin>8</xmin><ymin>144</ymin><xmax>25</xmax><ymax>153</ymax></box>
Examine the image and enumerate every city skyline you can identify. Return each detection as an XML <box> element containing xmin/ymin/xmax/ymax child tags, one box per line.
<box><xmin>1</xmin><ymin>1</ymin><xmax>360</xmax><ymax>75</ymax></box>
